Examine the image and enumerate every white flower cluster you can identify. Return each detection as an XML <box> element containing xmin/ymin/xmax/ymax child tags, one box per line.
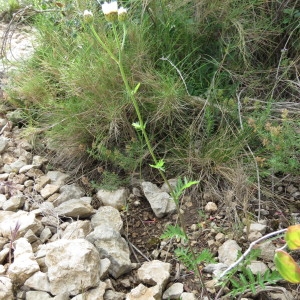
<box><xmin>101</xmin><ymin>1</ymin><xmax>127</xmax><ymax>22</ymax></box>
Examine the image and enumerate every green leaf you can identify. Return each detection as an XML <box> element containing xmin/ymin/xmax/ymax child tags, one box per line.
<box><xmin>149</xmin><ymin>159</ymin><xmax>165</xmax><ymax>171</ymax></box>
<box><xmin>285</xmin><ymin>224</ymin><xmax>300</xmax><ymax>250</ymax></box>
<box><xmin>132</xmin><ymin>82</ymin><xmax>141</xmax><ymax>95</ymax></box>
<box><xmin>274</xmin><ymin>250</ymin><xmax>300</xmax><ymax>283</ymax></box>
<box><xmin>132</xmin><ymin>121</ymin><xmax>145</xmax><ymax>131</ymax></box>
<box><xmin>160</xmin><ymin>224</ymin><xmax>187</xmax><ymax>241</ymax></box>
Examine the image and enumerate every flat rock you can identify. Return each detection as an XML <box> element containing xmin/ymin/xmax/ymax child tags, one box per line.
<box><xmin>126</xmin><ymin>283</ymin><xmax>161</xmax><ymax>300</ymax></box>
<box><xmin>0</xmin><ymin>276</ymin><xmax>14</xmax><ymax>300</ymax></box>
<box><xmin>62</xmin><ymin>220</ymin><xmax>92</xmax><ymax>239</ymax></box>
<box><xmin>218</xmin><ymin>240</ymin><xmax>241</xmax><ymax>265</ymax></box>
<box><xmin>248</xmin><ymin>261</ymin><xmax>268</xmax><ymax>275</ymax></box>
<box><xmin>24</xmin><ymin>271</ymin><xmax>50</xmax><ymax>292</ymax></box>
<box><xmin>2</xmin><ymin>194</ymin><xmax>25</xmax><ymax>211</ymax></box>
<box><xmin>0</xmin><ymin>137</ymin><xmax>10</xmax><ymax>154</ymax></box>
<box><xmin>53</xmin><ymin>183</ymin><xmax>85</xmax><ymax>206</ymax></box>
<box><xmin>162</xmin><ymin>282</ymin><xmax>183</xmax><ymax>299</ymax></box>
<box><xmin>71</xmin><ymin>281</ymin><xmax>106</xmax><ymax>300</ymax></box>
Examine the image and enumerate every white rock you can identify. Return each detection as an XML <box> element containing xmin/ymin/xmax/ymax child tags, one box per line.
<box><xmin>91</xmin><ymin>206</ymin><xmax>123</xmax><ymax>232</ymax></box>
<box><xmin>86</xmin><ymin>225</ymin><xmax>131</xmax><ymax>278</ymax></box>
<box><xmin>40</xmin><ymin>184</ymin><xmax>60</xmax><ymax>199</ymax></box>
<box><xmin>181</xmin><ymin>292</ymin><xmax>196</xmax><ymax>300</ymax></box>
<box><xmin>0</xmin><ymin>210</ymin><xmax>43</xmax><ymax>238</ymax></box>
<box><xmin>245</xmin><ymin>222</ymin><xmax>267</xmax><ymax>234</ymax></box>
<box><xmin>2</xmin><ymin>194</ymin><xmax>25</xmax><ymax>211</ymax></box>
<box><xmin>45</xmin><ymin>239</ymin><xmax>100</xmax><ymax>295</ymax></box>
<box><xmin>0</xmin><ymin>276</ymin><xmax>14</xmax><ymax>300</ymax></box>
<box><xmin>126</xmin><ymin>283</ymin><xmax>160</xmax><ymax>300</ymax></box>
<box><xmin>0</xmin><ymin>248</ymin><xmax>9</xmax><ymax>264</ymax></box>
<box><xmin>8</xmin><ymin>238</ymin><xmax>40</xmax><ymax>284</ymax></box>
<box><xmin>53</xmin><ymin>183</ymin><xmax>85</xmax><ymax>206</ymax></box>
<box><xmin>40</xmin><ymin>227</ymin><xmax>53</xmax><ymax>243</ymax></box>
<box><xmin>62</xmin><ymin>220</ymin><xmax>92</xmax><ymax>239</ymax></box>
<box><xmin>99</xmin><ymin>258</ymin><xmax>111</xmax><ymax>279</ymax></box>
<box><xmin>0</xmin><ymin>137</ymin><xmax>10</xmax><ymax>154</ymax></box>
<box><xmin>71</xmin><ymin>281</ymin><xmax>106</xmax><ymax>300</ymax></box>
<box><xmin>46</xmin><ymin>171</ymin><xmax>70</xmax><ymax>186</ymax></box>
<box><xmin>54</xmin><ymin>197</ymin><xmax>94</xmax><ymax>218</ymax></box>
<box><xmin>248</xmin><ymin>261</ymin><xmax>268</xmax><ymax>275</ymax></box>
<box><xmin>25</xmin><ymin>291</ymin><xmax>52</xmax><ymax>300</ymax></box>
<box><xmin>137</xmin><ymin>260</ymin><xmax>171</xmax><ymax>290</ymax></box>
<box><xmin>104</xmin><ymin>290</ymin><xmax>126</xmax><ymax>300</ymax></box>
<box><xmin>218</xmin><ymin>240</ymin><xmax>241</xmax><ymax>265</ymax></box>
<box><xmin>96</xmin><ymin>188</ymin><xmax>129</xmax><ymax>210</ymax></box>
<box><xmin>0</xmin><ymin>194</ymin><xmax>6</xmax><ymax>208</ymax></box>
<box><xmin>24</xmin><ymin>271</ymin><xmax>50</xmax><ymax>292</ymax></box>
<box><xmin>141</xmin><ymin>182</ymin><xmax>176</xmax><ymax>218</ymax></box>
<box><xmin>162</xmin><ymin>282</ymin><xmax>183</xmax><ymax>299</ymax></box>
<box><xmin>204</xmin><ymin>202</ymin><xmax>218</xmax><ymax>213</ymax></box>
<box><xmin>19</xmin><ymin>164</ymin><xmax>38</xmax><ymax>174</ymax></box>
<box><xmin>203</xmin><ymin>263</ymin><xmax>228</xmax><ymax>277</ymax></box>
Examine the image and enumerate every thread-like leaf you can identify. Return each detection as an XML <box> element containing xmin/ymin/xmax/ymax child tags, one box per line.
<box><xmin>285</xmin><ymin>224</ymin><xmax>300</xmax><ymax>250</ymax></box>
<box><xmin>274</xmin><ymin>250</ymin><xmax>300</xmax><ymax>283</ymax></box>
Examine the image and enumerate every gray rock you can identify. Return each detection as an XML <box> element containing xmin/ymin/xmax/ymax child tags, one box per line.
<box><xmin>46</xmin><ymin>171</ymin><xmax>70</xmax><ymax>186</ymax></box>
<box><xmin>25</xmin><ymin>291</ymin><xmax>52</xmax><ymax>300</ymax></box>
<box><xmin>8</xmin><ymin>238</ymin><xmax>40</xmax><ymax>284</ymax></box>
<box><xmin>203</xmin><ymin>263</ymin><xmax>228</xmax><ymax>277</ymax></box>
<box><xmin>245</xmin><ymin>222</ymin><xmax>267</xmax><ymax>234</ymax></box>
<box><xmin>54</xmin><ymin>197</ymin><xmax>94</xmax><ymax>218</ymax></box>
<box><xmin>91</xmin><ymin>206</ymin><xmax>123</xmax><ymax>232</ymax></box>
<box><xmin>160</xmin><ymin>178</ymin><xmax>178</xmax><ymax>193</ymax></box>
<box><xmin>40</xmin><ymin>227</ymin><xmax>53</xmax><ymax>243</ymax></box>
<box><xmin>126</xmin><ymin>284</ymin><xmax>160</xmax><ymax>300</ymax></box>
<box><xmin>86</xmin><ymin>225</ymin><xmax>131</xmax><ymax>278</ymax></box>
<box><xmin>40</xmin><ymin>184</ymin><xmax>60</xmax><ymax>199</ymax></box>
<box><xmin>141</xmin><ymin>182</ymin><xmax>176</xmax><ymax>218</ymax></box>
<box><xmin>53</xmin><ymin>183</ymin><xmax>85</xmax><ymax>206</ymax></box>
<box><xmin>45</xmin><ymin>239</ymin><xmax>100</xmax><ymax>296</ymax></box>
<box><xmin>99</xmin><ymin>258</ymin><xmax>111</xmax><ymax>279</ymax></box>
<box><xmin>71</xmin><ymin>281</ymin><xmax>106</xmax><ymax>300</ymax></box>
<box><xmin>248</xmin><ymin>261</ymin><xmax>269</xmax><ymax>275</ymax></box>
<box><xmin>96</xmin><ymin>188</ymin><xmax>129</xmax><ymax>210</ymax></box>
<box><xmin>6</xmin><ymin>109</ymin><xmax>24</xmax><ymax>124</ymax></box>
<box><xmin>181</xmin><ymin>292</ymin><xmax>196</xmax><ymax>300</ymax></box>
<box><xmin>256</xmin><ymin>240</ymin><xmax>277</xmax><ymax>262</ymax></box>
<box><xmin>104</xmin><ymin>290</ymin><xmax>126</xmax><ymax>300</ymax></box>
<box><xmin>162</xmin><ymin>282</ymin><xmax>183</xmax><ymax>299</ymax></box>
<box><xmin>218</xmin><ymin>240</ymin><xmax>241</xmax><ymax>265</ymax></box>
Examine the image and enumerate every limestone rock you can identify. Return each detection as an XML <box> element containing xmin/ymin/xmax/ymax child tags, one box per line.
<box><xmin>53</xmin><ymin>183</ymin><xmax>85</xmax><ymax>206</ymax></box>
<box><xmin>62</xmin><ymin>220</ymin><xmax>92</xmax><ymax>239</ymax></box>
<box><xmin>40</xmin><ymin>184</ymin><xmax>60</xmax><ymax>199</ymax></box>
<box><xmin>91</xmin><ymin>206</ymin><xmax>123</xmax><ymax>232</ymax></box>
<box><xmin>25</xmin><ymin>291</ymin><xmax>52</xmax><ymax>300</ymax></box>
<box><xmin>8</xmin><ymin>238</ymin><xmax>40</xmax><ymax>284</ymax></box>
<box><xmin>104</xmin><ymin>290</ymin><xmax>126</xmax><ymax>300</ymax></box>
<box><xmin>45</xmin><ymin>239</ymin><xmax>100</xmax><ymax>295</ymax></box>
<box><xmin>0</xmin><ymin>210</ymin><xmax>43</xmax><ymax>238</ymax></box>
<box><xmin>162</xmin><ymin>282</ymin><xmax>184</xmax><ymax>299</ymax></box>
<box><xmin>2</xmin><ymin>194</ymin><xmax>25</xmax><ymax>211</ymax></box>
<box><xmin>54</xmin><ymin>197</ymin><xmax>94</xmax><ymax>218</ymax></box>
<box><xmin>181</xmin><ymin>293</ymin><xmax>196</xmax><ymax>300</ymax></box>
<box><xmin>0</xmin><ymin>137</ymin><xmax>10</xmax><ymax>154</ymax></box>
<box><xmin>71</xmin><ymin>281</ymin><xmax>106</xmax><ymax>300</ymax></box>
<box><xmin>126</xmin><ymin>284</ymin><xmax>160</xmax><ymax>300</ymax></box>
<box><xmin>248</xmin><ymin>261</ymin><xmax>268</xmax><ymax>275</ymax></box>
<box><xmin>96</xmin><ymin>188</ymin><xmax>129</xmax><ymax>210</ymax></box>
<box><xmin>46</xmin><ymin>171</ymin><xmax>70</xmax><ymax>186</ymax></box>
<box><xmin>0</xmin><ymin>248</ymin><xmax>9</xmax><ymax>264</ymax></box>
<box><xmin>24</xmin><ymin>271</ymin><xmax>50</xmax><ymax>292</ymax></box>
<box><xmin>86</xmin><ymin>225</ymin><xmax>131</xmax><ymax>278</ymax></box>
<box><xmin>0</xmin><ymin>276</ymin><xmax>14</xmax><ymax>300</ymax></box>
<box><xmin>204</xmin><ymin>202</ymin><xmax>218</xmax><ymax>213</ymax></box>
<box><xmin>137</xmin><ymin>260</ymin><xmax>171</xmax><ymax>290</ymax></box>
<box><xmin>141</xmin><ymin>182</ymin><xmax>176</xmax><ymax>218</ymax></box>
<box><xmin>218</xmin><ymin>240</ymin><xmax>241</xmax><ymax>265</ymax></box>
<box><xmin>245</xmin><ymin>222</ymin><xmax>267</xmax><ymax>234</ymax></box>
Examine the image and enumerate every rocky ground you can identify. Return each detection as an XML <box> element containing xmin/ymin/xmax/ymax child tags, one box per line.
<box><xmin>0</xmin><ymin>21</ymin><xmax>300</xmax><ymax>300</ymax></box>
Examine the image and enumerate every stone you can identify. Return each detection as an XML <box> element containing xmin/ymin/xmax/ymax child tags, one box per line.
<box><xmin>2</xmin><ymin>194</ymin><xmax>25</xmax><ymax>211</ymax></box>
<box><xmin>256</xmin><ymin>240</ymin><xmax>277</xmax><ymax>262</ymax></box>
<box><xmin>91</xmin><ymin>206</ymin><xmax>123</xmax><ymax>232</ymax></box>
<box><xmin>245</xmin><ymin>222</ymin><xmax>267</xmax><ymax>235</ymax></box>
<box><xmin>141</xmin><ymin>182</ymin><xmax>176</xmax><ymax>218</ymax></box>
<box><xmin>24</xmin><ymin>229</ymin><xmax>39</xmax><ymax>243</ymax></box>
<box><xmin>19</xmin><ymin>164</ymin><xmax>38</xmax><ymax>174</ymax></box>
<box><xmin>204</xmin><ymin>202</ymin><xmax>218</xmax><ymax>213</ymax></box>
<box><xmin>0</xmin><ymin>248</ymin><xmax>9</xmax><ymax>264</ymax></box>
<box><xmin>45</xmin><ymin>239</ymin><xmax>100</xmax><ymax>295</ymax></box>
<box><xmin>62</xmin><ymin>220</ymin><xmax>92</xmax><ymax>239</ymax></box>
<box><xmin>203</xmin><ymin>263</ymin><xmax>228</xmax><ymax>277</ymax></box>
<box><xmin>248</xmin><ymin>261</ymin><xmax>268</xmax><ymax>275</ymax></box>
<box><xmin>53</xmin><ymin>183</ymin><xmax>85</xmax><ymax>206</ymax></box>
<box><xmin>126</xmin><ymin>283</ymin><xmax>160</xmax><ymax>300</ymax></box>
<box><xmin>137</xmin><ymin>260</ymin><xmax>171</xmax><ymax>290</ymax></box>
<box><xmin>46</xmin><ymin>171</ymin><xmax>70</xmax><ymax>186</ymax></box>
<box><xmin>40</xmin><ymin>184</ymin><xmax>60</xmax><ymax>199</ymax></box>
<box><xmin>0</xmin><ymin>276</ymin><xmax>14</xmax><ymax>300</ymax></box>
<box><xmin>162</xmin><ymin>282</ymin><xmax>183</xmax><ymax>299</ymax></box>
<box><xmin>34</xmin><ymin>175</ymin><xmax>51</xmax><ymax>192</ymax></box>
<box><xmin>8</xmin><ymin>238</ymin><xmax>40</xmax><ymax>284</ymax></box>
<box><xmin>24</xmin><ymin>271</ymin><xmax>50</xmax><ymax>292</ymax></box>
<box><xmin>247</xmin><ymin>231</ymin><xmax>262</xmax><ymax>242</ymax></box>
<box><xmin>99</xmin><ymin>258</ymin><xmax>111</xmax><ymax>279</ymax></box>
<box><xmin>181</xmin><ymin>292</ymin><xmax>196</xmax><ymax>300</ymax></box>
<box><xmin>86</xmin><ymin>225</ymin><xmax>131</xmax><ymax>278</ymax></box>
<box><xmin>96</xmin><ymin>188</ymin><xmax>129</xmax><ymax>210</ymax></box>
<box><xmin>54</xmin><ymin>197</ymin><xmax>94</xmax><ymax>218</ymax></box>
<box><xmin>71</xmin><ymin>281</ymin><xmax>106</xmax><ymax>300</ymax></box>
<box><xmin>40</xmin><ymin>227</ymin><xmax>52</xmax><ymax>243</ymax></box>
<box><xmin>160</xmin><ymin>178</ymin><xmax>178</xmax><ymax>193</ymax></box>
<box><xmin>0</xmin><ymin>136</ymin><xmax>9</xmax><ymax>154</ymax></box>
<box><xmin>0</xmin><ymin>210</ymin><xmax>43</xmax><ymax>238</ymax></box>
<box><xmin>104</xmin><ymin>290</ymin><xmax>126</xmax><ymax>300</ymax></box>
<box><xmin>218</xmin><ymin>240</ymin><xmax>241</xmax><ymax>265</ymax></box>
<box><xmin>32</xmin><ymin>155</ymin><xmax>48</xmax><ymax>167</ymax></box>
<box><xmin>25</xmin><ymin>291</ymin><xmax>52</xmax><ymax>300</ymax></box>
<box><xmin>0</xmin><ymin>194</ymin><xmax>7</xmax><ymax>208</ymax></box>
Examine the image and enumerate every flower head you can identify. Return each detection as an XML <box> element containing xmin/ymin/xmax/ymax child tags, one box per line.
<box><xmin>83</xmin><ymin>10</ymin><xmax>94</xmax><ymax>24</ymax></box>
<box><xmin>118</xmin><ymin>6</ymin><xmax>128</xmax><ymax>22</ymax></box>
<box><xmin>102</xmin><ymin>1</ymin><xmax>118</xmax><ymax>22</ymax></box>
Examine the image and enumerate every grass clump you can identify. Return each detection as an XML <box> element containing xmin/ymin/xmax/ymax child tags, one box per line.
<box><xmin>4</xmin><ymin>0</ymin><xmax>300</xmax><ymax>192</ymax></box>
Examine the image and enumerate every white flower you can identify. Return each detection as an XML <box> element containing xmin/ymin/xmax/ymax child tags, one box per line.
<box><xmin>83</xmin><ymin>10</ymin><xmax>94</xmax><ymax>23</ymax></box>
<box><xmin>118</xmin><ymin>6</ymin><xmax>128</xmax><ymax>21</ymax></box>
<box><xmin>101</xmin><ymin>1</ymin><xmax>118</xmax><ymax>15</ymax></box>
